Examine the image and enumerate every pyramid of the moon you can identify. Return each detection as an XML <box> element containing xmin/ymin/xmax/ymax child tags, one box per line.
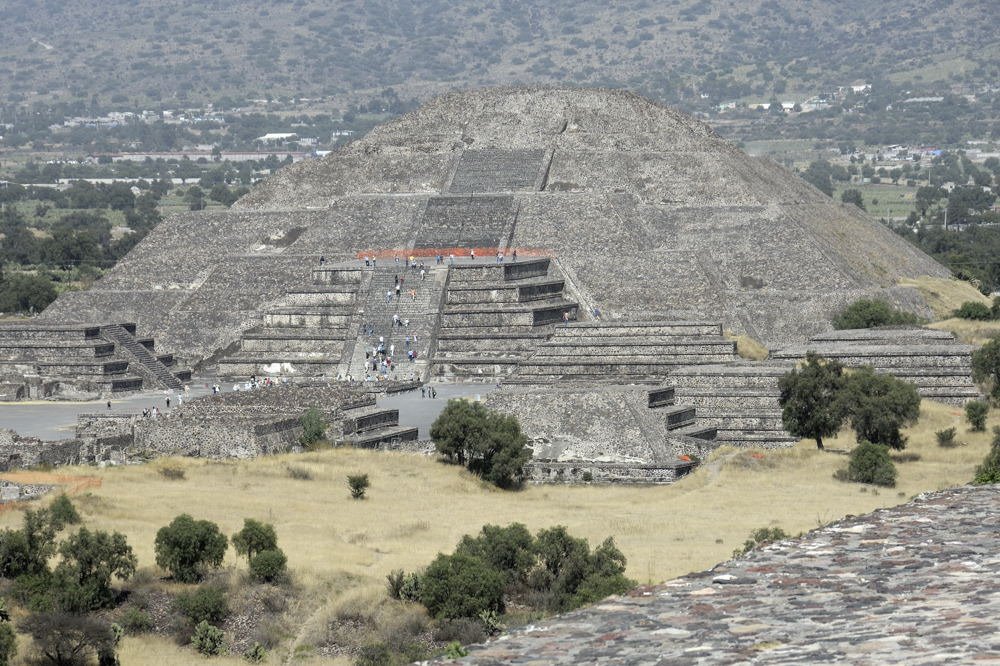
<box><xmin>40</xmin><ymin>87</ymin><xmax>950</xmax><ymax>363</ymax></box>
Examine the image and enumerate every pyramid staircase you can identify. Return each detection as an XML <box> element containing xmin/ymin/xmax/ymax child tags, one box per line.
<box><xmin>339</xmin><ymin>404</ymin><xmax>419</xmax><ymax>448</ymax></box>
<box><xmin>100</xmin><ymin>323</ymin><xmax>189</xmax><ymax>390</ymax></box>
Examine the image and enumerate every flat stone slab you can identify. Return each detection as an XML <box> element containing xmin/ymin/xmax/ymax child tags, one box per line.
<box><xmin>456</xmin><ymin>485</ymin><xmax>1000</xmax><ymax>664</ymax></box>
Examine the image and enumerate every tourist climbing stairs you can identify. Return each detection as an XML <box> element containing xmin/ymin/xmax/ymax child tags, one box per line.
<box><xmin>345</xmin><ymin>263</ymin><xmax>448</xmax><ymax>381</ymax></box>
<box><xmin>100</xmin><ymin>323</ymin><xmax>187</xmax><ymax>390</ymax></box>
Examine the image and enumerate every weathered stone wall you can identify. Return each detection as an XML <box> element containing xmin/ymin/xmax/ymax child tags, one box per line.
<box><xmin>525</xmin><ymin>460</ymin><xmax>695</xmax><ymax>485</ymax></box>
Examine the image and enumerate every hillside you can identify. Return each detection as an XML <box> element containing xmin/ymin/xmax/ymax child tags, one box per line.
<box><xmin>2</xmin><ymin>0</ymin><xmax>996</xmax><ymax>110</ymax></box>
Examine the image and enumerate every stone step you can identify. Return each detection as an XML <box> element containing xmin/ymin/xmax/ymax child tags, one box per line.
<box><xmin>262</xmin><ymin>309</ymin><xmax>352</xmax><ymax>328</ymax></box>
<box><xmin>662</xmin><ymin>405</ymin><xmax>697</xmax><ymax>430</ymax></box>
<box><xmin>0</xmin><ymin>341</ymin><xmax>116</xmax><ymax>360</ymax></box>
<box><xmin>714</xmin><ymin>432</ymin><xmax>800</xmax><ymax>448</ymax></box>
<box><xmin>516</xmin><ymin>360</ymin><xmax>729</xmax><ymax>374</ymax></box>
<box><xmin>531</xmin><ymin>344</ymin><xmax>737</xmax><ymax>357</ymax></box>
<box><xmin>343</xmin><ymin>425</ymin><xmax>419</xmax><ymax>448</ymax></box>
<box><xmin>647</xmin><ymin>387</ymin><xmax>676</xmax><ymax>408</ymax></box>
<box><xmin>447</xmin><ymin>258</ymin><xmax>551</xmax><ymax>284</ymax></box>
<box><xmin>35</xmin><ymin>360</ymin><xmax>131</xmax><ymax>377</ymax></box>
<box><xmin>343</xmin><ymin>408</ymin><xmax>400</xmax><ymax>436</ymax></box>
<box><xmin>217</xmin><ymin>353</ymin><xmax>340</xmax><ymax>377</ymax></box>
<box><xmin>671</xmin><ymin>423</ymin><xmax>717</xmax><ymax>440</ymax></box>
<box><xmin>445</xmin><ymin>278</ymin><xmax>566</xmax><ymax>305</ymax></box>
<box><xmin>552</xmin><ymin>321</ymin><xmax>724</xmax><ymax>337</ymax></box>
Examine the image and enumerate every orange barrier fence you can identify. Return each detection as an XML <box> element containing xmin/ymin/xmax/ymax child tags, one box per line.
<box><xmin>0</xmin><ymin>472</ymin><xmax>102</xmax><ymax>512</ymax></box>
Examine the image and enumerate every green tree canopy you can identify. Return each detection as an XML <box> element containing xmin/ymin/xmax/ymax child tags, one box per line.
<box><xmin>778</xmin><ymin>352</ymin><xmax>847</xmax><ymax>449</ymax></box>
<box><xmin>231</xmin><ymin>519</ymin><xmax>277</xmax><ymax>563</ymax></box>
<box><xmin>839</xmin><ymin>367</ymin><xmax>921</xmax><ymax>449</ymax></box>
<box><xmin>154</xmin><ymin>514</ymin><xmax>228</xmax><ymax>583</ymax></box>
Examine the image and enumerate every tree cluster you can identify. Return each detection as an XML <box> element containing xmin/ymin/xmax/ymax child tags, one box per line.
<box><xmin>430</xmin><ymin>401</ymin><xmax>531</xmax><ymax>489</ymax></box>
<box><xmin>831</xmin><ymin>298</ymin><xmax>922</xmax><ymax>330</ymax></box>
<box><xmin>779</xmin><ymin>353</ymin><xmax>921</xmax><ymax>450</ymax></box>
<box><xmin>396</xmin><ymin>523</ymin><xmax>634</xmax><ymax>624</ymax></box>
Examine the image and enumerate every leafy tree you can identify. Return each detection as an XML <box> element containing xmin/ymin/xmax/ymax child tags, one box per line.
<box><xmin>778</xmin><ymin>353</ymin><xmax>847</xmax><ymax>449</ymax></box>
<box><xmin>972</xmin><ymin>336</ymin><xmax>1000</xmax><ymax>400</ymax></box>
<box><xmin>915</xmin><ymin>185</ymin><xmax>944</xmax><ymax>216</ymax></box>
<box><xmin>231</xmin><ymin>519</ymin><xmax>277</xmax><ymax>563</ymax></box>
<box><xmin>248</xmin><ymin>548</ymin><xmax>287</xmax><ymax>583</ymax></box>
<box><xmin>839</xmin><ymin>367</ymin><xmax>921</xmax><ymax>450</ymax></box>
<box><xmin>0</xmin><ymin>508</ymin><xmax>58</xmax><ymax>579</ymax></box>
<box><xmin>0</xmin><ymin>273</ymin><xmax>57</xmax><ymax>314</ymax></box>
<box><xmin>154</xmin><ymin>514</ymin><xmax>228</xmax><ymax>583</ymax></box>
<box><xmin>54</xmin><ymin>528</ymin><xmax>137</xmax><ymax>611</ymax></box>
<box><xmin>430</xmin><ymin>401</ymin><xmax>530</xmax><ymax>488</ymax></box>
<box><xmin>832</xmin><ymin>299</ymin><xmax>921</xmax><ymax>329</ymax></box>
<box><xmin>966</xmin><ymin>401</ymin><xmax>989</xmax><ymax>431</ymax></box>
<box><xmin>843</xmin><ymin>441</ymin><xmax>897</xmax><ymax>486</ymax></box>
<box><xmin>840</xmin><ymin>188</ymin><xmax>865</xmax><ymax>210</ymax></box>
<box><xmin>419</xmin><ymin>552</ymin><xmax>505</xmax><ymax>620</ymax></box>
<box><xmin>973</xmin><ymin>427</ymin><xmax>1000</xmax><ymax>484</ymax></box>
<box><xmin>530</xmin><ymin>527</ymin><xmax>632</xmax><ymax>612</ymax></box>
<box><xmin>19</xmin><ymin>612</ymin><xmax>117</xmax><ymax>666</ymax></box>
<box><xmin>953</xmin><ymin>301</ymin><xmax>992</xmax><ymax>321</ymax></box>
<box><xmin>175</xmin><ymin>586</ymin><xmax>229</xmax><ymax>625</ymax></box>
<box><xmin>800</xmin><ymin>160</ymin><xmax>834</xmax><ymax>196</ymax></box>
<box><xmin>299</xmin><ymin>407</ymin><xmax>326</xmax><ymax>448</ymax></box>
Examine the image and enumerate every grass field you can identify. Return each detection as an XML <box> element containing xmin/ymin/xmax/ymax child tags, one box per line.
<box><xmin>834</xmin><ymin>183</ymin><xmax>916</xmax><ymax>220</ymax></box>
<box><xmin>0</xmin><ymin>399</ymin><xmax>993</xmax><ymax>664</ymax></box>
<box><xmin>898</xmin><ymin>275</ymin><xmax>989</xmax><ymax>319</ymax></box>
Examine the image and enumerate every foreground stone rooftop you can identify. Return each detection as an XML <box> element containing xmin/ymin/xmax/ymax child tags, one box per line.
<box><xmin>458</xmin><ymin>485</ymin><xmax>999</xmax><ymax>664</ymax></box>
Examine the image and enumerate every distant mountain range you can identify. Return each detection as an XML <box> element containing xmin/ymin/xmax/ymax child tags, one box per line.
<box><xmin>2</xmin><ymin>0</ymin><xmax>996</xmax><ymax>111</ymax></box>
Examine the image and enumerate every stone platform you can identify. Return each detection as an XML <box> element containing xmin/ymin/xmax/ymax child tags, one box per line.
<box><xmin>455</xmin><ymin>485</ymin><xmax>1000</xmax><ymax>664</ymax></box>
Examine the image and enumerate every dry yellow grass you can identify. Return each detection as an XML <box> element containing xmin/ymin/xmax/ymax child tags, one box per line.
<box><xmin>929</xmin><ymin>317</ymin><xmax>1000</xmax><ymax>346</ymax></box>
<box><xmin>898</xmin><ymin>276</ymin><xmax>988</xmax><ymax>319</ymax></box>
<box><xmin>725</xmin><ymin>331</ymin><xmax>770</xmax><ymax>360</ymax></box>
<box><xmin>0</xmin><ymin>399</ymin><xmax>993</xmax><ymax>664</ymax></box>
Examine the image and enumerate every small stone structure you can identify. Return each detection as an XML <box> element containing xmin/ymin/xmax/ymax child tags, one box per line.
<box><xmin>772</xmin><ymin>327</ymin><xmax>981</xmax><ymax>404</ymax></box>
<box><xmin>454</xmin><ymin>484</ymin><xmax>1000</xmax><ymax>664</ymax></box>
<box><xmin>74</xmin><ymin>381</ymin><xmax>420</xmax><ymax>461</ymax></box>
<box><xmin>0</xmin><ymin>322</ymin><xmax>189</xmax><ymax>400</ymax></box>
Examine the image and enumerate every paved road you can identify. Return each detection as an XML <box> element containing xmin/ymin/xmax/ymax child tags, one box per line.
<box><xmin>0</xmin><ymin>378</ymin><xmax>497</xmax><ymax>441</ymax></box>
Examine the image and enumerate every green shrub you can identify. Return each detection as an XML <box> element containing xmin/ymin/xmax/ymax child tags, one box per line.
<box><xmin>54</xmin><ymin>527</ymin><xmax>137</xmax><ymax>611</ymax></box>
<box><xmin>299</xmin><ymin>408</ymin><xmax>326</xmax><ymax>449</ymax></box>
<box><xmin>953</xmin><ymin>301</ymin><xmax>993</xmax><ymax>320</ymax></box>
<box><xmin>48</xmin><ymin>495</ymin><xmax>81</xmax><ymax>529</ymax></box>
<box><xmin>844</xmin><ymin>441</ymin><xmax>897</xmax><ymax>487</ymax></box>
<box><xmin>118</xmin><ymin>606</ymin><xmax>153</xmax><ymax>634</ymax></box>
<box><xmin>386</xmin><ymin>569</ymin><xmax>406</xmax><ymax>599</ymax></box>
<box><xmin>243</xmin><ymin>642</ymin><xmax>267</xmax><ymax>663</ymax></box>
<box><xmin>0</xmin><ymin>622</ymin><xmax>15</xmax><ymax>666</ymax></box>
<box><xmin>355</xmin><ymin>642</ymin><xmax>392</xmax><ymax>666</ymax></box>
<box><xmin>444</xmin><ymin>641</ymin><xmax>469</xmax><ymax>658</ymax></box>
<box><xmin>972</xmin><ymin>336</ymin><xmax>1000</xmax><ymax>400</ymax></box>
<box><xmin>432</xmin><ymin>618</ymin><xmax>486</xmax><ymax>645</ymax></box>
<box><xmin>176</xmin><ymin>586</ymin><xmax>229</xmax><ymax>625</ymax></box>
<box><xmin>966</xmin><ymin>400</ymin><xmax>989</xmax><ymax>431</ymax></box>
<box><xmin>935</xmin><ymin>427</ymin><xmax>958</xmax><ymax>447</ymax></box>
<box><xmin>973</xmin><ymin>427</ymin><xmax>1000</xmax><ymax>484</ymax></box>
<box><xmin>154</xmin><ymin>515</ymin><xmax>228</xmax><ymax>583</ymax></box>
<box><xmin>347</xmin><ymin>474</ymin><xmax>370</xmax><ymax>499</ymax></box>
<box><xmin>0</xmin><ymin>508</ymin><xmax>58</xmax><ymax>579</ymax></box>
<box><xmin>248</xmin><ymin>549</ymin><xmax>287</xmax><ymax>584</ymax></box>
<box><xmin>454</xmin><ymin>523</ymin><xmax>535</xmax><ymax>586</ymax></box>
<box><xmin>419</xmin><ymin>552</ymin><xmax>505</xmax><ymax>620</ymax></box>
<box><xmin>733</xmin><ymin>526</ymin><xmax>790</xmax><ymax>558</ymax></box>
<box><xmin>831</xmin><ymin>299</ymin><xmax>922</xmax><ymax>329</ymax></box>
<box><xmin>232</xmin><ymin>519</ymin><xmax>278</xmax><ymax>563</ymax></box>
<box><xmin>191</xmin><ymin>621</ymin><xmax>226</xmax><ymax>656</ymax></box>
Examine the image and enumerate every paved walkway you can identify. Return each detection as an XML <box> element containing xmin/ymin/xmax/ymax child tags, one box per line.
<box><xmin>457</xmin><ymin>485</ymin><xmax>1000</xmax><ymax>664</ymax></box>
